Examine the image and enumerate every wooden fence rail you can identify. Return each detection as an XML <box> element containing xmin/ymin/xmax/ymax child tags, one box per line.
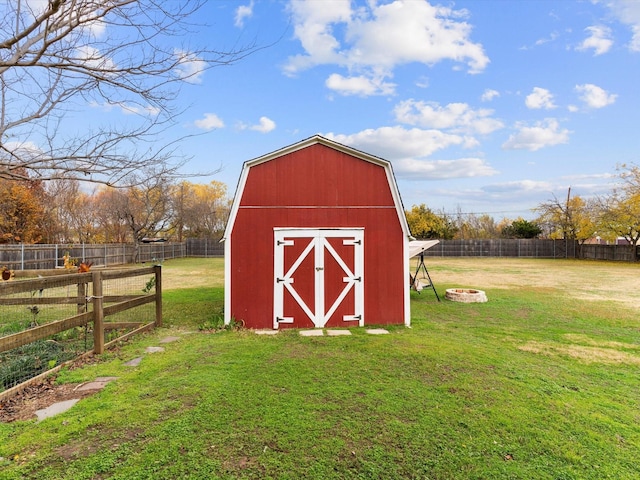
<box><xmin>0</xmin><ymin>266</ymin><xmax>161</xmax><ymax>357</ymax></box>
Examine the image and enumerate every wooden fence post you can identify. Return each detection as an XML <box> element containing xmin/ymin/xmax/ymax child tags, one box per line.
<box><xmin>154</xmin><ymin>265</ymin><xmax>162</xmax><ymax>327</ymax></box>
<box><xmin>92</xmin><ymin>271</ymin><xmax>104</xmax><ymax>354</ymax></box>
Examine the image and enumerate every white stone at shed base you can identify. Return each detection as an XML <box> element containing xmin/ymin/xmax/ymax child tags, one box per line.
<box><xmin>300</xmin><ymin>330</ymin><xmax>324</xmax><ymax>337</ymax></box>
<box><xmin>366</xmin><ymin>328</ymin><xmax>389</xmax><ymax>335</ymax></box>
<box><xmin>326</xmin><ymin>330</ymin><xmax>352</xmax><ymax>336</ymax></box>
<box><xmin>255</xmin><ymin>329</ymin><xmax>279</xmax><ymax>335</ymax></box>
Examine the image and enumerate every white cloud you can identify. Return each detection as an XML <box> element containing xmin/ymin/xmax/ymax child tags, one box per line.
<box><xmin>174</xmin><ymin>49</ymin><xmax>206</xmax><ymax>84</ymax></box>
<box><xmin>117</xmin><ymin>104</ymin><xmax>161</xmax><ymax>116</ymax></box>
<box><xmin>481</xmin><ymin>89</ymin><xmax>500</xmax><ymax>102</ymax></box>
<box><xmin>2</xmin><ymin>140</ymin><xmax>43</xmax><ymax>159</ymax></box>
<box><xmin>525</xmin><ymin>87</ymin><xmax>556</xmax><ymax>110</ymax></box>
<box><xmin>393</xmin><ymin>100</ymin><xmax>503</xmax><ymax>135</ymax></box>
<box><xmin>24</xmin><ymin>0</ymin><xmax>48</xmax><ymax>14</ymax></box>
<box><xmin>575</xmin><ymin>83</ymin><xmax>617</xmax><ymax>108</ymax></box>
<box><xmin>253</xmin><ymin>116</ymin><xmax>276</xmax><ymax>133</ymax></box>
<box><xmin>89</xmin><ymin>101</ymin><xmax>160</xmax><ymax>116</ymax></box>
<box><xmin>284</xmin><ymin>0</ymin><xmax>352</xmax><ymax>73</ymax></box>
<box><xmin>235</xmin><ymin>1</ymin><xmax>254</xmax><ymax>28</ymax></box>
<box><xmin>482</xmin><ymin>179</ymin><xmax>553</xmax><ymax>194</ymax></box>
<box><xmin>238</xmin><ymin>116</ymin><xmax>276</xmax><ymax>133</ymax></box>
<box><xmin>26</xmin><ymin>1</ymin><xmax>106</xmax><ymax>40</ymax></box>
<box><xmin>325</xmin><ymin>73</ymin><xmax>396</xmax><ymax>96</ymax></box>
<box><xmin>325</xmin><ymin>126</ymin><xmax>471</xmax><ymax>160</ymax></box>
<box><xmin>632</xmin><ymin>25</ymin><xmax>640</xmax><ymax>52</ymax></box>
<box><xmin>560</xmin><ymin>172</ymin><xmax>615</xmax><ymax>181</ymax></box>
<box><xmin>82</xmin><ymin>19</ymin><xmax>106</xmax><ymax>39</ymax></box>
<box><xmin>415</xmin><ymin>76</ymin><xmax>430</xmax><ymax>89</ymax></box>
<box><xmin>76</xmin><ymin>45</ymin><xmax>117</xmax><ymax>71</ymax></box>
<box><xmin>602</xmin><ymin>0</ymin><xmax>640</xmax><ymax>52</ymax></box>
<box><xmin>534</xmin><ymin>31</ymin><xmax>559</xmax><ymax>46</ymax></box>
<box><xmin>324</xmin><ymin>126</ymin><xmax>496</xmax><ymax>180</ymax></box>
<box><xmin>285</xmin><ymin>0</ymin><xmax>488</xmax><ymax>96</ymax></box>
<box><xmin>393</xmin><ymin>157</ymin><xmax>498</xmax><ymax>180</ymax></box>
<box><xmin>502</xmin><ymin>118</ymin><xmax>571</xmax><ymax>151</ymax></box>
<box><xmin>577</xmin><ymin>25</ymin><xmax>614</xmax><ymax>55</ymax></box>
<box><xmin>194</xmin><ymin>113</ymin><xmax>225</xmax><ymax>131</ymax></box>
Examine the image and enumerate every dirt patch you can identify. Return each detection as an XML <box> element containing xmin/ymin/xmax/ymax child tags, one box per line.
<box><xmin>55</xmin><ymin>428</ymin><xmax>143</xmax><ymax>461</ymax></box>
<box><xmin>519</xmin><ymin>340</ymin><xmax>640</xmax><ymax>365</ymax></box>
<box><xmin>1</xmin><ymin>377</ymin><xmax>88</xmax><ymax>422</ymax></box>
<box><xmin>0</xmin><ymin>355</ymin><xmax>105</xmax><ymax>423</ymax></box>
<box><xmin>562</xmin><ymin>334</ymin><xmax>640</xmax><ymax>350</ymax></box>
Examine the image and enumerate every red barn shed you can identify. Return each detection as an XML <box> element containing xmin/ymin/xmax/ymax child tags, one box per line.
<box><xmin>222</xmin><ymin>135</ymin><xmax>413</xmax><ymax>330</ymax></box>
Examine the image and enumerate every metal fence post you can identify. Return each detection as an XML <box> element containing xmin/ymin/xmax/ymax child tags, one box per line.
<box><xmin>154</xmin><ymin>265</ymin><xmax>162</xmax><ymax>327</ymax></box>
<box><xmin>92</xmin><ymin>271</ymin><xmax>104</xmax><ymax>354</ymax></box>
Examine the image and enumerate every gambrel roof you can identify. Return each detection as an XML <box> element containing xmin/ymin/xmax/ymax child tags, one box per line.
<box><xmin>223</xmin><ymin>134</ymin><xmax>411</xmax><ymax>241</ymax></box>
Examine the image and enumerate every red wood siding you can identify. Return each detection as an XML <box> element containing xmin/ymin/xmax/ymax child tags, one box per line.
<box><xmin>240</xmin><ymin>144</ymin><xmax>395</xmax><ymax>207</ymax></box>
<box><xmin>230</xmin><ymin>143</ymin><xmax>405</xmax><ymax>329</ymax></box>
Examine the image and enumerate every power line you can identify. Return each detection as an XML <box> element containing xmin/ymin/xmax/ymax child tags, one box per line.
<box><xmin>438</xmin><ymin>209</ymin><xmax>536</xmax><ymax>216</ymax></box>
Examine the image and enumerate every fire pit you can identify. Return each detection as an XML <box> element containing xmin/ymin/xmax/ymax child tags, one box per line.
<box><xmin>445</xmin><ymin>288</ymin><xmax>488</xmax><ymax>303</ymax></box>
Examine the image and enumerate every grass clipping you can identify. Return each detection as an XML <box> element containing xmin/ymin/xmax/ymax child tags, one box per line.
<box><xmin>519</xmin><ymin>334</ymin><xmax>640</xmax><ymax>365</ymax></box>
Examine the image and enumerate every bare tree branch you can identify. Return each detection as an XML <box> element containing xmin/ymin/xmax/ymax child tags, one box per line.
<box><xmin>0</xmin><ymin>0</ymin><xmax>257</xmax><ymax>185</ymax></box>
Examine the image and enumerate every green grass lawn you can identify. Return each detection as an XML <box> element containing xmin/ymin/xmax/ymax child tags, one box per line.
<box><xmin>0</xmin><ymin>257</ymin><xmax>639</xmax><ymax>479</ymax></box>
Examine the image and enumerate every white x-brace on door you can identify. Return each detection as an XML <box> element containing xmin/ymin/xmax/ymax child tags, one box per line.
<box><xmin>274</xmin><ymin>229</ymin><xmax>364</xmax><ymax>329</ymax></box>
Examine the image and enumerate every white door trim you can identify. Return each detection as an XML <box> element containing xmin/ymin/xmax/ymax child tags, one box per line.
<box><xmin>274</xmin><ymin>228</ymin><xmax>364</xmax><ymax>329</ymax></box>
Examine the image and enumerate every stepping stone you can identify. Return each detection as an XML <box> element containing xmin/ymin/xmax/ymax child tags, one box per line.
<box><xmin>159</xmin><ymin>336</ymin><xmax>181</xmax><ymax>343</ymax></box>
<box><xmin>145</xmin><ymin>346</ymin><xmax>165</xmax><ymax>353</ymax></box>
<box><xmin>366</xmin><ymin>328</ymin><xmax>389</xmax><ymax>335</ymax></box>
<box><xmin>124</xmin><ymin>357</ymin><xmax>143</xmax><ymax>367</ymax></box>
<box><xmin>255</xmin><ymin>329</ymin><xmax>278</xmax><ymax>335</ymax></box>
<box><xmin>76</xmin><ymin>377</ymin><xmax>118</xmax><ymax>392</ymax></box>
<box><xmin>326</xmin><ymin>330</ymin><xmax>352</xmax><ymax>336</ymax></box>
<box><xmin>300</xmin><ymin>330</ymin><xmax>324</xmax><ymax>337</ymax></box>
<box><xmin>36</xmin><ymin>399</ymin><xmax>80</xmax><ymax>422</ymax></box>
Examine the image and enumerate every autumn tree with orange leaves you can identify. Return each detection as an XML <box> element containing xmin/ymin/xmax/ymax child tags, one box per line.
<box><xmin>0</xmin><ymin>177</ymin><xmax>46</xmax><ymax>243</ymax></box>
<box><xmin>598</xmin><ymin>164</ymin><xmax>640</xmax><ymax>261</ymax></box>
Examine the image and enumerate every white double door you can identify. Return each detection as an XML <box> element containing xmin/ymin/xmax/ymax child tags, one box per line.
<box><xmin>274</xmin><ymin>229</ymin><xmax>364</xmax><ymax>329</ymax></box>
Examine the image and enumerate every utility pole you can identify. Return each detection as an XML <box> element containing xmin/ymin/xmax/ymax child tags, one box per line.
<box><xmin>565</xmin><ymin>186</ymin><xmax>571</xmax><ymax>258</ymax></box>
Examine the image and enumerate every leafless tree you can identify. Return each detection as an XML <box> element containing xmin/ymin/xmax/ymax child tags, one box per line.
<box><xmin>0</xmin><ymin>0</ymin><xmax>254</xmax><ymax>185</ymax></box>
<box><xmin>42</xmin><ymin>178</ymin><xmax>97</xmax><ymax>242</ymax></box>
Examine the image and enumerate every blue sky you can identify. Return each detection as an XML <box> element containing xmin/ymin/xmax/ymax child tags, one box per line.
<box><xmin>108</xmin><ymin>1</ymin><xmax>640</xmax><ymax>219</ymax></box>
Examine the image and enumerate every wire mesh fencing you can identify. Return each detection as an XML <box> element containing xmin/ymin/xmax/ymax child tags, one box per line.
<box><xmin>0</xmin><ymin>266</ymin><xmax>161</xmax><ymax>395</ymax></box>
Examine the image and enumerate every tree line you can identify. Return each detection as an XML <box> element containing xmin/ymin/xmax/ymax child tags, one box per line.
<box><xmin>5</xmin><ymin>162</ymin><xmax>639</xmax><ymax>255</ymax></box>
<box><xmin>406</xmin><ymin>164</ymin><xmax>640</xmax><ymax>259</ymax></box>
<box><xmin>0</xmin><ymin>175</ymin><xmax>230</xmax><ymax>244</ymax></box>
